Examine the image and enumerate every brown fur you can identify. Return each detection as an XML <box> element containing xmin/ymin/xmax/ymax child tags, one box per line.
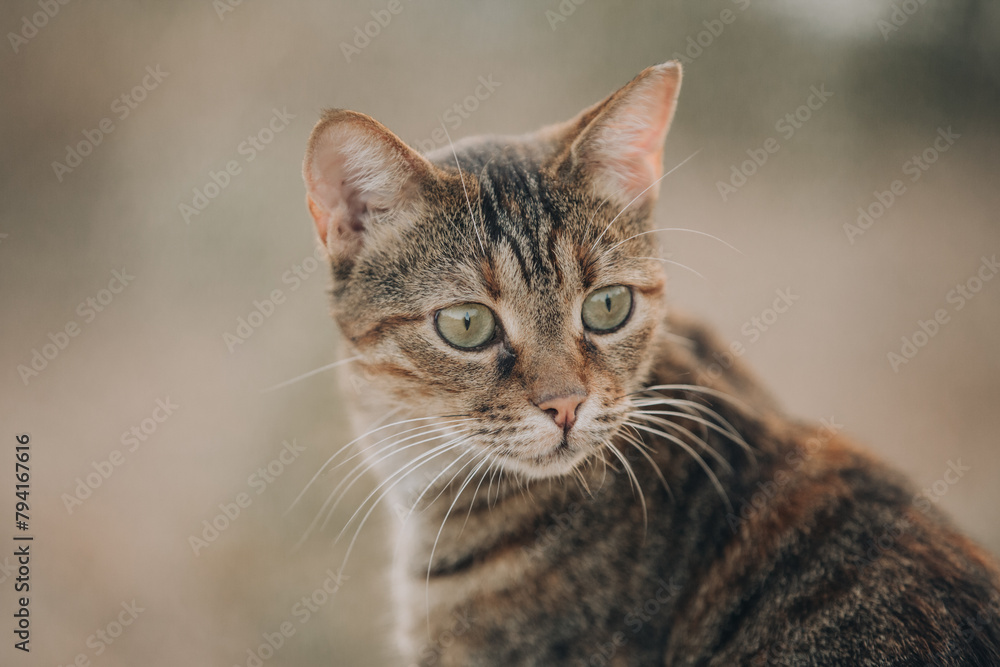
<box><xmin>301</xmin><ymin>62</ymin><xmax>1000</xmax><ymax>665</ymax></box>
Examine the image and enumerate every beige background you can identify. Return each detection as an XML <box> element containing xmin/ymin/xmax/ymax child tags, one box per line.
<box><xmin>1</xmin><ymin>1</ymin><xmax>998</xmax><ymax>665</ymax></box>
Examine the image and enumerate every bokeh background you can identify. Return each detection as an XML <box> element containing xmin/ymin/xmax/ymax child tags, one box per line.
<box><xmin>1</xmin><ymin>1</ymin><xmax>998</xmax><ymax>665</ymax></box>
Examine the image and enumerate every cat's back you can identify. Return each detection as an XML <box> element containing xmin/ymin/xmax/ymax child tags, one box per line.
<box><xmin>657</xmin><ymin>315</ymin><xmax>1000</xmax><ymax>666</ymax></box>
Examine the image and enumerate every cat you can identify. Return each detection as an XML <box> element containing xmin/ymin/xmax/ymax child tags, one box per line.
<box><xmin>300</xmin><ymin>61</ymin><xmax>1000</xmax><ymax>666</ymax></box>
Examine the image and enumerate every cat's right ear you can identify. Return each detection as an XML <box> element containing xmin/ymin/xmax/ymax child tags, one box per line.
<box><xmin>303</xmin><ymin>109</ymin><xmax>436</xmax><ymax>266</ymax></box>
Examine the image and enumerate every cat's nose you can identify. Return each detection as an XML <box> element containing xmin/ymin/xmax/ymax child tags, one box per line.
<box><xmin>535</xmin><ymin>393</ymin><xmax>586</xmax><ymax>431</ymax></box>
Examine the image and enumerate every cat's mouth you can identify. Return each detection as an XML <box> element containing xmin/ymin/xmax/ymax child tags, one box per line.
<box><xmin>496</xmin><ymin>432</ymin><xmax>595</xmax><ymax>479</ymax></box>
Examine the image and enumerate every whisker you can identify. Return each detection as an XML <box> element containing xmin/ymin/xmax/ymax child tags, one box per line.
<box><xmin>629</xmin><ymin>414</ymin><xmax>733</xmax><ymax>473</ymax></box>
<box><xmin>630</xmin><ymin>408</ymin><xmax>752</xmax><ymax>454</ymax></box>
<box><xmin>630</xmin><ymin>397</ymin><xmax>745</xmax><ymax>443</ymax></box>
<box><xmin>293</xmin><ymin>428</ymin><xmax>470</xmax><ymax>550</ymax></box>
<box><xmin>286</xmin><ymin>415</ymin><xmax>473</xmax><ymax>515</ymax></box>
<box><xmin>443</xmin><ymin>124</ymin><xmax>487</xmax><ymax>257</ymax></box>
<box><xmin>391</xmin><ymin>443</ymin><xmax>483</xmax><ymax>565</ymax></box>
<box><xmin>602</xmin><ymin>439</ymin><xmax>648</xmax><ymax>537</ymax></box>
<box><xmin>637</xmin><ymin>384</ymin><xmax>757</xmax><ymax>416</ymax></box>
<box><xmin>589</xmin><ymin>149</ymin><xmax>701</xmax><ymax>254</ymax></box>
<box><xmin>459</xmin><ymin>454</ymin><xmax>497</xmax><ymax>535</ymax></box>
<box><xmin>335</xmin><ymin>437</ymin><xmax>474</xmax><ymax>571</ymax></box>
<box><xmin>330</xmin><ymin>420</ymin><xmax>474</xmax><ymax>477</ymax></box>
<box><xmin>324</xmin><ymin>429</ymin><xmax>472</xmax><ymax>535</ymax></box>
<box><xmin>625</xmin><ymin>420</ymin><xmax>732</xmax><ymax>512</ymax></box>
<box><xmin>425</xmin><ymin>451</ymin><xmax>493</xmax><ymax>638</ymax></box>
<box><xmin>402</xmin><ymin>438</ymin><xmax>485</xmax><ymax>524</ymax></box>
<box><xmin>260</xmin><ymin>355</ymin><xmax>363</xmax><ymax>393</ymax></box>
<box><xmin>618</xmin><ymin>428</ymin><xmax>674</xmax><ymax>503</ymax></box>
<box><xmin>629</xmin><ymin>256</ymin><xmax>707</xmax><ymax>281</ymax></box>
<box><xmin>572</xmin><ymin>465</ymin><xmax>593</xmax><ymax>498</ymax></box>
<box><xmin>604</xmin><ymin>227</ymin><xmax>742</xmax><ymax>256</ymax></box>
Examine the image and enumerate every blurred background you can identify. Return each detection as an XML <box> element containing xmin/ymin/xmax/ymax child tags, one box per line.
<box><xmin>1</xmin><ymin>1</ymin><xmax>998</xmax><ymax>665</ymax></box>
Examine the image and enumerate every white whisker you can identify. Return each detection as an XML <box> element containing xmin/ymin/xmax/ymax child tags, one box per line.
<box><xmin>589</xmin><ymin>149</ymin><xmax>701</xmax><ymax>253</ymax></box>
<box><xmin>618</xmin><ymin>428</ymin><xmax>673</xmax><ymax>502</ymax></box>
<box><xmin>630</xmin><ymin>256</ymin><xmax>707</xmax><ymax>281</ymax></box>
<box><xmin>324</xmin><ymin>429</ymin><xmax>472</xmax><ymax>535</ymax></box>
<box><xmin>293</xmin><ymin>428</ymin><xmax>470</xmax><ymax>551</ymax></box>
<box><xmin>604</xmin><ymin>227</ymin><xmax>742</xmax><ymax>256</ymax></box>
<box><xmin>631</xmin><ymin>408</ymin><xmax>752</xmax><ymax>454</ymax></box>
<box><xmin>286</xmin><ymin>415</ymin><xmax>473</xmax><ymax>515</ymax></box>
<box><xmin>638</xmin><ymin>384</ymin><xmax>757</xmax><ymax>416</ymax></box>
<box><xmin>630</xmin><ymin>414</ymin><xmax>733</xmax><ymax>473</ymax></box>
<box><xmin>625</xmin><ymin>421</ymin><xmax>732</xmax><ymax>512</ymax></box>
<box><xmin>336</xmin><ymin>437</ymin><xmax>474</xmax><ymax>572</ymax></box>
<box><xmin>425</xmin><ymin>451</ymin><xmax>493</xmax><ymax>639</ymax></box>
<box><xmin>602</xmin><ymin>440</ymin><xmax>648</xmax><ymax>536</ymax></box>
<box><xmin>260</xmin><ymin>356</ymin><xmax>362</xmax><ymax>393</ymax></box>
<box><xmin>443</xmin><ymin>124</ymin><xmax>487</xmax><ymax>257</ymax></box>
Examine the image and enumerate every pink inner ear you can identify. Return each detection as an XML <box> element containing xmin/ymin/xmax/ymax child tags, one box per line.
<box><xmin>304</xmin><ymin>111</ymin><xmax>434</xmax><ymax>260</ymax></box>
<box><xmin>580</xmin><ymin>64</ymin><xmax>681</xmax><ymax>202</ymax></box>
<box><xmin>305</xmin><ymin>123</ymin><xmax>388</xmax><ymax>254</ymax></box>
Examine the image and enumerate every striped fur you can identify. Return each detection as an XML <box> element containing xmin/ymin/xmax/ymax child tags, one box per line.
<box><xmin>302</xmin><ymin>63</ymin><xmax>1000</xmax><ymax>665</ymax></box>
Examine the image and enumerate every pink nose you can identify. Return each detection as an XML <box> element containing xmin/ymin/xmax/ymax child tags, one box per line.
<box><xmin>535</xmin><ymin>394</ymin><xmax>586</xmax><ymax>431</ymax></box>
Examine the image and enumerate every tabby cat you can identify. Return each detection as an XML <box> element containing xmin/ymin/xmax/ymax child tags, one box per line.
<box><xmin>300</xmin><ymin>62</ymin><xmax>1000</xmax><ymax>666</ymax></box>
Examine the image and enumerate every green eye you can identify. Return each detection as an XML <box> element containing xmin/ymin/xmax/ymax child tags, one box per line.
<box><xmin>436</xmin><ymin>303</ymin><xmax>497</xmax><ymax>349</ymax></box>
<box><xmin>582</xmin><ymin>285</ymin><xmax>633</xmax><ymax>332</ymax></box>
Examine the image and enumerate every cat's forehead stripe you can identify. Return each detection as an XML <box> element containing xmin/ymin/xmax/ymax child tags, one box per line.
<box><xmin>473</xmin><ymin>149</ymin><xmax>562</xmax><ymax>289</ymax></box>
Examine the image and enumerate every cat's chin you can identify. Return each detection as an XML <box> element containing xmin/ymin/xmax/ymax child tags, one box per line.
<box><xmin>496</xmin><ymin>440</ymin><xmax>594</xmax><ymax>480</ymax></box>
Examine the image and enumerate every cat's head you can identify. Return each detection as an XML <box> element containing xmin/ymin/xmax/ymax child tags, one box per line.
<box><xmin>303</xmin><ymin>62</ymin><xmax>682</xmax><ymax>479</ymax></box>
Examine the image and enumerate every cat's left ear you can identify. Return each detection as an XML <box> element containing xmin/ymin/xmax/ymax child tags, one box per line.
<box><xmin>556</xmin><ymin>61</ymin><xmax>682</xmax><ymax>206</ymax></box>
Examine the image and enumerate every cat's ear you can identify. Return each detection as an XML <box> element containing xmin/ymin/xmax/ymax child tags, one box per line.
<box><xmin>557</xmin><ymin>61</ymin><xmax>682</xmax><ymax>205</ymax></box>
<box><xmin>303</xmin><ymin>109</ymin><xmax>436</xmax><ymax>264</ymax></box>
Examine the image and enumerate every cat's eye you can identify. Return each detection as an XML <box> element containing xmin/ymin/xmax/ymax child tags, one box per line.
<box><xmin>582</xmin><ymin>285</ymin><xmax>633</xmax><ymax>332</ymax></box>
<box><xmin>435</xmin><ymin>303</ymin><xmax>497</xmax><ymax>349</ymax></box>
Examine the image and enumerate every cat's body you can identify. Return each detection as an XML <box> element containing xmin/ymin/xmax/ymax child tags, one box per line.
<box><xmin>393</xmin><ymin>314</ymin><xmax>1000</xmax><ymax>666</ymax></box>
<box><xmin>302</xmin><ymin>62</ymin><xmax>1000</xmax><ymax>665</ymax></box>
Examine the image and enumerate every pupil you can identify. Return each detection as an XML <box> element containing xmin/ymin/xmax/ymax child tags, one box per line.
<box><xmin>604</xmin><ymin>294</ymin><xmax>612</xmax><ymax>312</ymax></box>
<box><xmin>464</xmin><ymin>312</ymin><xmax>471</xmax><ymax>330</ymax></box>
